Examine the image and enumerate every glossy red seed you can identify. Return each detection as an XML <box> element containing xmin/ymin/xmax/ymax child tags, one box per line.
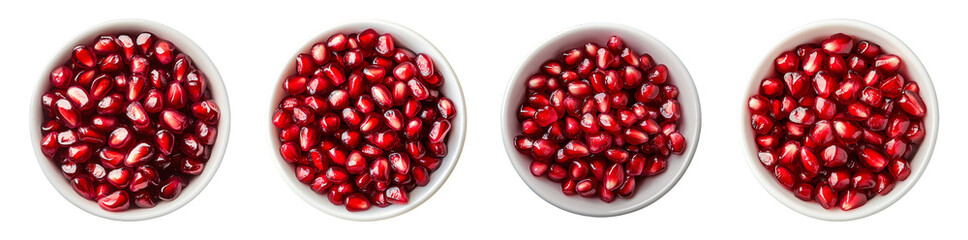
<box><xmin>98</xmin><ymin>190</ymin><xmax>130</xmax><ymax>211</ymax></box>
<box><xmin>774</xmin><ymin>166</ymin><xmax>795</xmax><ymax>189</ymax></box>
<box><xmin>858</xmin><ymin>146</ymin><xmax>889</xmax><ymax>172</ymax></box>
<box><xmin>829</xmin><ymin>170</ymin><xmax>851</xmax><ymax>191</ymax></box>
<box><xmin>815</xmin><ymin>184</ymin><xmax>838</xmax><ymax>209</ymax></box>
<box><xmin>774</xmin><ymin>51</ymin><xmax>799</xmax><ymax>73</ymax></box>
<box><xmin>821</xmin><ymin>33</ymin><xmax>854</xmax><ymax>55</ymax></box>
<box><xmin>840</xmin><ymin>190</ymin><xmax>868</xmax><ymax>211</ymax></box>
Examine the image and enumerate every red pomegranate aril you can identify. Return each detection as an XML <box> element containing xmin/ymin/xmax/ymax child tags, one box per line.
<box><xmin>897</xmin><ymin>90</ymin><xmax>926</xmax><ymax>117</ymax></box>
<box><xmin>50</xmin><ymin>66</ymin><xmax>74</xmax><ymax>90</ymax></box>
<box><xmin>828</xmin><ymin>170</ymin><xmax>851</xmax><ymax>191</ymax></box>
<box><xmin>344</xmin><ymin>193</ymin><xmax>371</xmax><ymax>212</ymax></box>
<box><xmin>774</xmin><ymin>51</ymin><xmax>799</xmax><ymax>73</ymax></box>
<box><xmin>855</xmin><ymin>40</ymin><xmax>881</xmax><ymax>58</ymax></box>
<box><xmin>874</xmin><ymin>54</ymin><xmax>902</xmax><ymax>73</ymax></box>
<box><xmin>793</xmin><ymin>183</ymin><xmax>814</xmax><ymax>201</ymax></box>
<box><xmin>852</xmin><ymin>170</ymin><xmax>876</xmax><ymax>190</ymax></box>
<box><xmin>71</xmin><ymin>175</ymin><xmax>97</xmax><ymax>199</ymax></box>
<box><xmin>833</xmin><ymin>120</ymin><xmax>862</xmax><ymax>144</ymax></box>
<box><xmin>760</xmin><ymin>77</ymin><xmax>784</xmax><ymax>97</ymax></box>
<box><xmin>107</xmin><ymin>167</ymin><xmax>132</xmax><ymax>188</ymax></box>
<box><xmin>840</xmin><ymin>190</ymin><xmax>868</xmax><ymax>211</ymax></box>
<box><xmin>821</xmin><ymin>145</ymin><xmax>847</xmax><ymax>167</ymax></box>
<box><xmin>801</xmin><ymin>49</ymin><xmax>825</xmax><ymax>76</ymax></box>
<box><xmin>98</xmin><ymin>190</ymin><xmax>130</xmax><ymax>211</ymax></box>
<box><xmin>530</xmin><ymin>160</ymin><xmax>550</xmax><ymax>177</ymax></box>
<box><xmin>874</xmin><ymin>173</ymin><xmax>895</xmax><ymax>195</ymax></box>
<box><xmin>644</xmin><ymin>156</ymin><xmax>667</xmax><ymax>176</ymax></box>
<box><xmin>603</xmin><ymin>164</ymin><xmax>624</xmax><ymax>191</ymax></box>
<box><xmin>72</xmin><ymin>46</ymin><xmax>98</xmax><ymax>69</ymax></box>
<box><xmin>821</xmin><ymin>33</ymin><xmax>854</xmax><ymax>55</ymax></box>
<box><xmin>812</xmin><ymin>71</ymin><xmax>837</xmax><ymax>98</ymax></box>
<box><xmin>184</xmin><ymin>70</ymin><xmax>207</xmax><ymax>102</ymax></box>
<box><xmin>826</xmin><ymin>56</ymin><xmax>848</xmax><ymax>75</ymax></box>
<box><xmin>774</xmin><ymin>166</ymin><xmax>796</xmax><ymax>189</ymax></box>
<box><xmin>889</xmin><ymin>158</ymin><xmax>912</xmax><ymax>181</ymax></box>
<box><xmin>575</xmin><ymin>178</ymin><xmax>597</xmax><ymax>197</ymax></box>
<box><xmin>815</xmin><ymin>184</ymin><xmax>838</xmax><ymax>209</ymax></box>
<box><xmin>858</xmin><ymin>146</ymin><xmax>888</xmax><ymax>172</ymax></box>
<box><xmin>799</xmin><ymin>147</ymin><xmax>821</xmax><ymax>174</ymax></box>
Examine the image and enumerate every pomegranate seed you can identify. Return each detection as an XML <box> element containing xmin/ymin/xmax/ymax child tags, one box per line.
<box><xmin>774</xmin><ymin>51</ymin><xmax>799</xmax><ymax>73</ymax></box>
<box><xmin>840</xmin><ymin>190</ymin><xmax>868</xmax><ymax>211</ymax></box>
<box><xmin>812</xmin><ymin>71</ymin><xmax>836</xmax><ymax>98</ymax></box>
<box><xmin>852</xmin><ymin>170</ymin><xmax>876</xmax><ymax>190</ymax></box>
<box><xmin>829</xmin><ymin>170</ymin><xmax>851</xmax><ymax>191</ymax></box>
<box><xmin>774</xmin><ymin>166</ymin><xmax>795</xmax><ymax>189</ymax></box>
<box><xmin>801</xmin><ymin>49</ymin><xmax>825</xmax><ymax>76</ymax></box>
<box><xmin>71</xmin><ymin>175</ymin><xmax>96</xmax><ymax>199</ymax></box>
<box><xmin>760</xmin><ymin>77</ymin><xmax>783</xmax><ymax>97</ymax></box>
<box><xmin>344</xmin><ymin>193</ymin><xmax>371</xmax><ymax>212</ymax></box>
<box><xmin>385</xmin><ymin>186</ymin><xmax>408</xmax><ymax>204</ymax></box>
<box><xmin>821</xmin><ymin>33</ymin><xmax>854</xmax><ymax>55</ymax></box>
<box><xmin>603</xmin><ymin>164</ymin><xmax>624</xmax><ymax>191</ymax></box>
<box><xmin>874</xmin><ymin>173</ymin><xmax>895</xmax><ymax>195</ymax></box>
<box><xmin>889</xmin><ymin>158</ymin><xmax>912</xmax><ymax>181</ymax></box>
<box><xmin>575</xmin><ymin>178</ymin><xmax>597</xmax><ymax>197</ymax></box>
<box><xmin>793</xmin><ymin>183</ymin><xmax>814</xmax><ymax>201</ymax></box>
<box><xmin>897</xmin><ymin>90</ymin><xmax>926</xmax><ymax>117</ymax></box>
<box><xmin>858</xmin><ymin>146</ymin><xmax>888</xmax><ymax>172</ymax></box>
<box><xmin>874</xmin><ymin>54</ymin><xmax>902</xmax><ymax>73</ymax></box>
<box><xmin>72</xmin><ymin>46</ymin><xmax>97</xmax><ymax>69</ymax></box>
<box><xmin>98</xmin><ymin>190</ymin><xmax>130</xmax><ymax>211</ymax></box>
<box><xmin>645</xmin><ymin>156</ymin><xmax>667</xmax><ymax>176</ymax></box>
<box><xmin>815</xmin><ymin>184</ymin><xmax>838</xmax><ymax>209</ymax></box>
<box><xmin>50</xmin><ymin>66</ymin><xmax>73</xmax><ymax>89</ymax></box>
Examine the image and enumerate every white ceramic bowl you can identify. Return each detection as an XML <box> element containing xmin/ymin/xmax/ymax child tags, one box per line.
<box><xmin>269</xmin><ymin>20</ymin><xmax>466</xmax><ymax>221</ymax></box>
<box><xmin>30</xmin><ymin>19</ymin><xmax>231</xmax><ymax>221</ymax></box>
<box><xmin>742</xmin><ymin>19</ymin><xmax>938</xmax><ymax>221</ymax></box>
<box><xmin>502</xmin><ymin>23</ymin><xmax>701</xmax><ymax>217</ymax></box>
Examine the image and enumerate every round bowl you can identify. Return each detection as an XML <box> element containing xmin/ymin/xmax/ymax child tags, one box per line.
<box><xmin>501</xmin><ymin>23</ymin><xmax>701</xmax><ymax>217</ymax></box>
<box><xmin>30</xmin><ymin>19</ymin><xmax>231</xmax><ymax>221</ymax></box>
<box><xmin>269</xmin><ymin>20</ymin><xmax>466</xmax><ymax>221</ymax></box>
<box><xmin>742</xmin><ymin>19</ymin><xmax>938</xmax><ymax>221</ymax></box>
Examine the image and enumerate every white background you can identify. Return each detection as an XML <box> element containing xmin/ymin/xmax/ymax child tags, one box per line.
<box><xmin>1</xmin><ymin>0</ymin><xmax>965</xmax><ymax>238</ymax></box>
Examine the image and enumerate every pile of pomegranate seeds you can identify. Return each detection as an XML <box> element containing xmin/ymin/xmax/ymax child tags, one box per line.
<box><xmin>40</xmin><ymin>32</ymin><xmax>221</xmax><ymax>211</ymax></box>
<box><xmin>273</xmin><ymin>29</ymin><xmax>455</xmax><ymax>212</ymax></box>
<box><xmin>513</xmin><ymin>36</ymin><xmax>687</xmax><ymax>202</ymax></box>
<box><xmin>749</xmin><ymin>33</ymin><xmax>926</xmax><ymax>211</ymax></box>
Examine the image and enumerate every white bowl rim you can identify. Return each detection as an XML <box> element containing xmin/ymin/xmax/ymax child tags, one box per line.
<box><xmin>501</xmin><ymin>22</ymin><xmax>702</xmax><ymax>217</ymax></box>
<box><xmin>741</xmin><ymin>18</ymin><xmax>939</xmax><ymax>221</ymax></box>
<box><xmin>29</xmin><ymin>19</ymin><xmax>232</xmax><ymax>221</ymax></box>
<box><xmin>268</xmin><ymin>19</ymin><xmax>467</xmax><ymax>221</ymax></box>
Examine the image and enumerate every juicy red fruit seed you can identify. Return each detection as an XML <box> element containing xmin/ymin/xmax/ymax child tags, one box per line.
<box><xmin>41</xmin><ymin>32</ymin><xmax>220</xmax><ymax>211</ymax></box>
<box><xmin>274</xmin><ymin>29</ymin><xmax>455</xmax><ymax>211</ymax></box>
<box><xmin>749</xmin><ymin>33</ymin><xmax>926</xmax><ymax>211</ymax></box>
<box><xmin>515</xmin><ymin>35</ymin><xmax>686</xmax><ymax>202</ymax></box>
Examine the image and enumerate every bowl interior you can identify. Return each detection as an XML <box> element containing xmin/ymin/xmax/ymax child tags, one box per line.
<box><xmin>502</xmin><ymin>23</ymin><xmax>701</xmax><ymax>217</ymax></box>
<box><xmin>269</xmin><ymin>20</ymin><xmax>466</xmax><ymax>221</ymax></box>
<box><xmin>30</xmin><ymin>19</ymin><xmax>231</xmax><ymax>221</ymax></box>
<box><xmin>742</xmin><ymin>19</ymin><xmax>938</xmax><ymax>221</ymax></box>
